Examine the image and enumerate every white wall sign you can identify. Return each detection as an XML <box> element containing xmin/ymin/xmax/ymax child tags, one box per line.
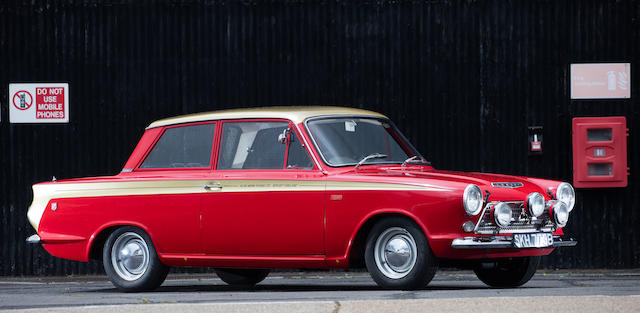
<box><xmin>570</xmin><ymin>63</ymin><xmax>631</xmax><ymax>99</ymax></box>
<box><xmin>9</xmin><ymin>83</ymin><xmax>69</xmax><ymax>123</ymax></box>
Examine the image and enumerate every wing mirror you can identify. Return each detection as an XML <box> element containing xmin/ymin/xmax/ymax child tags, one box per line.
<box><xmin>278</xmin><ymin>128</ymin><xmax>290</xmax><ymax>144</ymax></box>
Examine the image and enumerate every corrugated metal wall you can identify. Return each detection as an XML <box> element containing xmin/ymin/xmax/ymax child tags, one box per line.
<box><xmin>1</xmin><ymin>0</ymin><xmax>638</xmax><ymax>275</ymax></box>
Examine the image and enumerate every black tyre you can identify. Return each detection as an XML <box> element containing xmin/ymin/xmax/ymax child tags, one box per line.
<box><xmin>473</xmin><ymin>256</ymin><xmax>540</xmax><ymax>287</ymax></box>
<box><xmin>215</xmin><ymin>269</ymin><xmax>270</xmax><ymax>286</ymax></box>
<box><xmin>103</xmin><ymin>226</ymin><xmax>169</xmax><ymax>292</ymax></box>
<box><xmin>364</xmin><ymin>217</ymin><xmax>437</xmax><ymax>290</ymax></box>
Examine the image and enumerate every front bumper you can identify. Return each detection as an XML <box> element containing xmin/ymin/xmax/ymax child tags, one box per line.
<box><xmin>451</xmin><ymin>236</ymin><xmax>577</xmax><ymax>249</ymax></box>
<box><xmin>26</xmin><ymin>234</ymin><xmax>41</xmax><ymax>244</ymax></box>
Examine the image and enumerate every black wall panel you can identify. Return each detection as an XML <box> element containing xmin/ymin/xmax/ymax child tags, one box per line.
<box><xmin>1</xmin><ymin>0</ymin><xmax>638</xmax><ymax>275</ymax></box>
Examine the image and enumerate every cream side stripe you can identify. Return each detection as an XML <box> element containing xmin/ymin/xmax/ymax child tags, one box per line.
<box><xmin>33</xmin><ymin>180</ymin><xmax>447</xmax><ymax>197</ymax></box>
<box><xmin>27</xmin><ymin>179</ymin><xmax>451</xmax><ymax>230</ymax></box>
<box><xmin>326</xmin><ymin>181</ymin><xmax>448</xmax><ymax>192</ymax></box>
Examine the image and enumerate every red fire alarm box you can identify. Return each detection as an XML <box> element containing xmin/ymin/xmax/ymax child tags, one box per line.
<box><xmin>572</xmin><ymin>116</ymin><xmax>629</xmax><ymax>188</ymax></box>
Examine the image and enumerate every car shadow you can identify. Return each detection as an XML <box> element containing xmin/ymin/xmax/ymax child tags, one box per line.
<box><xmin>90</xmin><ymin>283</ymin><xmax>534</xmax><ymax>293</ymax></box>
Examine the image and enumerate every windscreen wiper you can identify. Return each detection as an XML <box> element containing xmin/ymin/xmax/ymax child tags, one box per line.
<box><xmin>401</xmin><ymin>155</ymin><xmax>431</xmax><ymax>167</ymax></box>
<box><xmin>355</xmin><ymin>153</ymin><xmax>388</xmax><ymax>169</ymax></box>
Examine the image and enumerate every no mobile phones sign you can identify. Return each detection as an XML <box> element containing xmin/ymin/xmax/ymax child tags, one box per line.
<box><xmin>9</xmin><ymin>83</ymin><xmax>69</xmax><ymax>123</ymax></box>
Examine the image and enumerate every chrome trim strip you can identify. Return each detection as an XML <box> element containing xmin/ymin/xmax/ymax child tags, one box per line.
<box><xmin>451</xmin><ymin>237</ymin><xmax>513</xmax><ymax>249</ymax></box>
<box><xmin>475</xmin><ymin>227</ymin><xmax>556</xmax><ymax>235</ymax></box>
<box><xmin>451</xmin><ymin>236</ymin><xmax>577</xmax><ymax>249</ymax></box>
<box><xmin>26</xmin><ymin>234</ymin><xmax>41</xmax><ymax>244</ymax></box>
<box><xmin>552</xmin><ymin>238</ymin><xmax>578</xmax><ymax>247</ymax></box>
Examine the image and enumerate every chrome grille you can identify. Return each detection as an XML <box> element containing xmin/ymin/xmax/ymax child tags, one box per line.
<box><xmin>474</xmin><ymin>201</ymin><xmax>556</xmax><ymax>234</ymax></box>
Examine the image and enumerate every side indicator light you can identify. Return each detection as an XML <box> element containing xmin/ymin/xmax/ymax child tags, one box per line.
<box><xmin>51</xmin><ymin>202</ymin><xmax>58</xmax><ymax>211</ymax></box>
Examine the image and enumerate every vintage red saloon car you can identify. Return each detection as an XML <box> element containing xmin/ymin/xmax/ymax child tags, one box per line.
<box><xmin>27</xmin><ymin>107</ymin><xmax>576</xmax><ymax>291</ymax></box>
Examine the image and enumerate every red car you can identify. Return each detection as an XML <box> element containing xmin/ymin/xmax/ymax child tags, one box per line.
<box><xmin>26</xmin><ymin>107</ymin><xmax>576</xmax><ymax>291</ymax></box>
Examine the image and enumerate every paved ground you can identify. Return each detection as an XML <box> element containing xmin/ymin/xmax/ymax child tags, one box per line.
<box><xmin>1</xmin><ymin>270</ymin><xmax>639</xmax><ymax>312</ymax></box>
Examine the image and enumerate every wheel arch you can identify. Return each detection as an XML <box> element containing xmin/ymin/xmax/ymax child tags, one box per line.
<box><xmin>345</xmin><ymin>210</ymin><xmax>432</xmax><ymax>268</ymax></box>
<box><xmin>86</xmin><ymin>222</ymin><xmax>154</xmax><ymax>261</ymax></box>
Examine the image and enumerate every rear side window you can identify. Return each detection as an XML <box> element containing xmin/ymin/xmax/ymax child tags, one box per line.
<box><xmin>140</xmin><ymin>123</ymin><xmax>215</xmax><ymax>169</ymax></box>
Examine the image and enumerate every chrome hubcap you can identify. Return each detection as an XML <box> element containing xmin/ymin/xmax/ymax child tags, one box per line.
<box><xmin>111</xmin><ymin>232</ymin><xmax>149</xmax><ymax>281</ymax></box>
<box><xmin>374</xmin><ymin>227</ymin><xmax>417</xmax><ymax>279</ymax></box>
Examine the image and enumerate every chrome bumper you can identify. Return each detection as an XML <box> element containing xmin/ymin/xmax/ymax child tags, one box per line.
<box><xmin>26</xmin><ymin>234</ymin><xmax>41</xmax><ymax>244</ymax></box>
<box><xmin>451</xmin><ymin>236</ymin><xmax>577</xmax><ymax>249</ymax></box>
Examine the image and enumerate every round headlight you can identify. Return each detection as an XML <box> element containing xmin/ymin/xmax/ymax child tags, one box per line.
<box><xmin>526</xmin><ymin>192</ymin><xmax>545</xmax><ymax>217</ymax></box>
<box><xmin>493</xmin><ymin>202</ymin><xmax>512</xmax><ymax>228</ymax></box>
<box><xmin>552</xmin><ymin>201</ymin><xmax>569</xmax><ymax>227</ymax></box>
<box><xmin>463</xmin><ymin>184</ymin><xmax>483</xmax><ymax>216</ymax></box>
<box><xmin>556</xmin><ymin>182</ymin><xmax>575</xmax><ymax>212</ymax></box>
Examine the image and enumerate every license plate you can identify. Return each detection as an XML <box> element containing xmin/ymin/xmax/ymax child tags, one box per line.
<box><xmin>513</xmin><ymin>233</ymin><xmax>553</xmax><ymax>248</ymax></box>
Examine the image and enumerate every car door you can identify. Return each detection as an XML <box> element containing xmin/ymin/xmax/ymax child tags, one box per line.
<box><xmin>201</xmin><ymin>120</ymin><xmax>325</xmax><ymax>256</ymax></box>
<box><xmin>132</xmin><ymin>122</ymin><xmax>216</xmax><ymax>255</ymax></box>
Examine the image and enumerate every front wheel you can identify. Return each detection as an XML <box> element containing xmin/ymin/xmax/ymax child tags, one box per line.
<box><xmin>215</xmin><ymin>269</ymin><xmax>270</xmax><ymax>286</ymax></box>
<box><xmin>474</xmin><ymin>256</ymin><xmax>540</xmax><ymax>287</ymax></box>
<box><xmin>364</xmin><ymin>217</ymin><xmax>437</xmax><ymax>290</ymax></box>
<box><xmin>103</xmin><ymin>226</ymin><xmax>169</xmax><ymax>292</ymax></box>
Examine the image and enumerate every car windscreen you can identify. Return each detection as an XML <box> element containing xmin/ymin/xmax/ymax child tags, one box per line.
<box><xmin>306</xmin><ymin>117</ymin><xmax>414</xmax><ymax>167</ymax></box>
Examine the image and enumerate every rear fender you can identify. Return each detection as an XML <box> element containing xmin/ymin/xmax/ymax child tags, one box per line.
<box><xmin>85</xmin><ymin>221</ymin><xmax>155</xmax><ymax>261</ymax></box>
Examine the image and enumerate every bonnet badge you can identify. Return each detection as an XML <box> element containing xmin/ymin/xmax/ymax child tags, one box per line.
<box><xmin>491</xmin><ymin>182</ymin><xmax>524</xmax><ymax>188</ymax></box>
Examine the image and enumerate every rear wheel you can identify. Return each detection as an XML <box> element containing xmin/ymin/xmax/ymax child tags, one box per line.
<box><xmin>215</xmin><ymin>269</ymin><xmax>270</xmax><ymax>286</ymax></box>
<box><xmin>474</xmin><ymin>256</ymin><xmax>540</xmax><ymax>287</ymax></box>
<box><xmin>364</xmin><ymin>217</ymin><xmax>437</xmax><ymax>290</ymax></box>
<box><xmin>103</xmin><ymin>226</ymin><xmax>169</xmax><ymax>292</ymax></box>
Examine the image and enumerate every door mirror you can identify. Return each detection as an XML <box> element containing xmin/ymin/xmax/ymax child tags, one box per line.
<box><xmin>278</xmin><ymin>128</ymin><xmax>290</xmax><ymax>144</ymax></box>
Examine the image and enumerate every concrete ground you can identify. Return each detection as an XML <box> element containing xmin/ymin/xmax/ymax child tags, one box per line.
<box><xmin>1</xmin><ymin>270</ymin><xmax>639</xmax><ymax>312</ymax></box>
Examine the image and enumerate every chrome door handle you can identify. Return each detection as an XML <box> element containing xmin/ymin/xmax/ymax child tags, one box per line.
<box><xmin>204</xmin><ymin>183</ymin><xmax>222</xmax><ymax>191</ymax></box>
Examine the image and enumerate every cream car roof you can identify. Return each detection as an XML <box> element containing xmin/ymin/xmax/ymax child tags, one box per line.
<box><xmin>147</xmin><ymin>106</ymin><xmax>387</xmax><ymax>129</ymax></box>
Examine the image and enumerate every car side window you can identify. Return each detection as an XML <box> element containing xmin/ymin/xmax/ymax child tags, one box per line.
<box><xmin>139</xmin><ymin>123</ymin><xmax>215</xmax><ymax>169</ymax></box>
<box><xmin>218</xmin><ymin>121</ymin><xmax>289</xmax><ymax>170</ymax></box>
<box><xmin>287</xmin><ymin>130</ymin><xmax>314</xmax><ymax>169</ymax></box>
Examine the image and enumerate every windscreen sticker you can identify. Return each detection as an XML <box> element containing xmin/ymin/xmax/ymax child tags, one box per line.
<box><xmin>345</xmin><ymin>120</ymin><xmax>356</xmax><ymax>132</ymax></box>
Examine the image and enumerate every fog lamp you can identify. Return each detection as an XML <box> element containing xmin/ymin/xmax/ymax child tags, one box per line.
<box><xmin>526</xmin><ymin>192</ymin><xmax>545</xmax><ymax>217</ymax></box>
<box><xmin>493</xmin><ymin>202</ymin><xmax>512</xmax><ymax>228</ymax></box>
<box><xmin>552</xmin><ymin>201</ymin><xmax>569</xmax><ymax>227</ymax></box>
